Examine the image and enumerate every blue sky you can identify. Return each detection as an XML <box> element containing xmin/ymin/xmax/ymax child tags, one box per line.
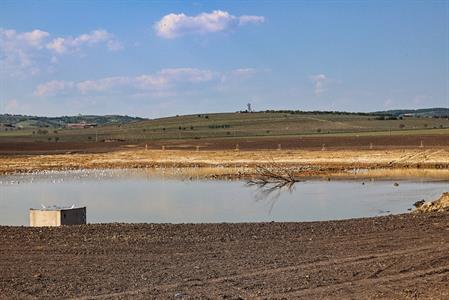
<box><xmin>0</xmin><ymin>0</ymin><xmax>448</xmax><ymax>117</ymax></box>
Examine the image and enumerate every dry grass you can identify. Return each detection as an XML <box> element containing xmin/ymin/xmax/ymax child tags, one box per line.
<box><xmin>338</xmin><ymin>168</ymin><xmax>449</xmax><ymax>180</ymax></box>
<box><xmin>1</xmin><ymin>148</ymin><xmax>449</xmax><ymax>180</ymax></box>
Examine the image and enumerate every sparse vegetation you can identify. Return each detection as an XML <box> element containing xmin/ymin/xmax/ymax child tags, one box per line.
<box><xmin>1</xmin><ymin>110</ymin><xmax>449</xmax><ymax>144</ymax></box>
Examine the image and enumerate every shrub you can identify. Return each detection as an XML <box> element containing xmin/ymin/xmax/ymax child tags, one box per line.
<box><xmin>208</xmin><ymin>124</ymin><xmax>231</xmax><ymax>129</ymax></box>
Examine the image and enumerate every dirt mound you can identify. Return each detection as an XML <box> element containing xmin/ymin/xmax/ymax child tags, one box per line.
<box><xmin>415</xmin><ymin>192</ymin><xmax>449</xmax><ymax>213</ymax></box>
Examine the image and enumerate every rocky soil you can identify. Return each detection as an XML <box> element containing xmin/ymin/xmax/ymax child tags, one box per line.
<box><xmin>415</xmin><ymin>193</ymin><xmax>449</xmax><ymax>213</ymax></box>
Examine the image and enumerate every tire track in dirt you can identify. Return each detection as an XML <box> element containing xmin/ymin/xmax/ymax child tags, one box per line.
<box><xmin>73</xmin><ymin>245</ymin><xmax>449</xmax><ymax>299</ymax></box>
<box><xmin>387</xmin><ymin>149</ymin><xmax>445</xmax><ymax>167</ymax></box>
<box><xmin>270</xmin><ymin>265</ymin><xmax>449</xmax><ymax>298</ymax></box>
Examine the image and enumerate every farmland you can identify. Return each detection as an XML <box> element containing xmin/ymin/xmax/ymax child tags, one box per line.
<box><xmin>1</xmin><ymin>111</ymin><xmax>448</xmax><ymax>154</ymax></box>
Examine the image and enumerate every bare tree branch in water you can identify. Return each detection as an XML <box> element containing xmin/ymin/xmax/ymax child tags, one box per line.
<box><xmin>247</xmin><ymin>164</ymin><xmax>300</xmax><ymax>214</ymax></box>
<box><xmin>247</xmin><ymin>165</ymin><xmax>299</xmax><ymax>186</ymax></box>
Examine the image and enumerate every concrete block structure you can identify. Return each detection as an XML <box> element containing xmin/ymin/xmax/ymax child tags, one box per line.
<box><xmin>29</xmin><ymin>206</ymin><xmax>86</xmax><ymax>227</ymax></box>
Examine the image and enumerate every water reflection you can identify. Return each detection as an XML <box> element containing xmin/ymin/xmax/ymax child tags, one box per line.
<box><xmin>246</xmin><ymin>165</ymin><xmax>299</xmax><ymax>213</ymax></box>
<box><xmin>0</xmin><ymin>169</ymin><xmax>448</xmax><ymax>226</ymax></box>
<box><xmin>247</xmin><ymin>180</ymin><xmax>296</xmax><ymax>214</ymax></box>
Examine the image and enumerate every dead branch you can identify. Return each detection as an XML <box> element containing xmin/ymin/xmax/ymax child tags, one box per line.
<box><xmin>246</xmin><ymin>164</ymin><xmax>300</xmax><ymax>214</ymax></box>
<box><xmin>247</xmin><ymin>165</ymin><xmax>300</xmax><ymax>186</ymax></box>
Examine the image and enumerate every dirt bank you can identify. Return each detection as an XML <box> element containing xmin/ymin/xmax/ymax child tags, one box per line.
<box><xmin>1</xmin><ymin>212</ymin><xmax>448</xmax><ymax>299</ymax></box>
<box><xmin>415</xmin><ymin>193</ymin><xmax>449</xmax><ymax>213</ymax></box>
<box><xmin>1</xmin><ymin>148</ymin><xmax>449</xmax><ymax>179</ymax></box>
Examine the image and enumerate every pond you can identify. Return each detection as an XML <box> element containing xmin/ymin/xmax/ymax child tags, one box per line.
<box><xmin>0</xmin><ymin>169</ymin><xmax>447</xmax><ymax>226</ymax></box>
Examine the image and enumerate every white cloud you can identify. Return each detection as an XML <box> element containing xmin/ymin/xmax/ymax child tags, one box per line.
<box><xmin>20</xmin><ymin>29</ymin><xmax>50</xmax><ymax>48</ymax></box>
<box><xmin>0</xmin><ymin>28</ymin><xmax>50</xmax><ymax>76</ymax></box>
<box><xmin>0</xmin><ymin>28</ymin><xmax>49</xmax><ymax>50</ymax></box>
<box><xmin>77</xmin><ymin>77</ymin><xmax>131</xmax><ymax>94</ymax></box>
<box><xmin>46</xmin><ymin>29</ymin><xmax>122</xmax><ymax>54</ymax></box>
<box><xmin>34</xmin><ymin>68</ymin><xmax>259</xmax><ymax>96</ymax></box>
<box><xmin>34</xmin><ymin>80</ymin><xmax>75</xmax><ymax>96</ymax></box>
<box><xmin>0</xmin><ymin>28</ymin><xmax>122</xmax><ymax>77</ymax></box>
<box><xmin>310</xmin><ymin>74</ymin><xmax>328</xmax><ymax>96</ymax></box>
<box><xmin>83</xmin><ymin>68</ymin><xmax>218</xmax><ymax>93</ymax></box>
<box><xmin>46</xmin><ymin>37</ymin><xmax>66</xmax><ymax>54</ymax></box>
<box><xmin>154</xmin><ymin>10</ymin><xmax>264</xmax><ymax>38</ymax></box>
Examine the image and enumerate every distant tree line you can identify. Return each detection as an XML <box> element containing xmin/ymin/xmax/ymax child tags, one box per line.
<box><xmin>238</xmin><ymin>110</ymin><xmax>384</xmax><ymax>116</ymax></box>
<box><xmin>236</xmin><ymin>110</ymin><xmax>449</xmax><ymax>119</ymax></box>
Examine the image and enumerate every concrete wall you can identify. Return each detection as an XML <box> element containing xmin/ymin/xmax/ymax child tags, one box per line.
<box><xmin>29</xmin><ymin>210</ymin><xmax>61</xmax><ymax>227</ymax></box>
<box><xmin>29</xmin><ymin>207</ymin><xmax>86</xmax><ymax>227</ymax></box>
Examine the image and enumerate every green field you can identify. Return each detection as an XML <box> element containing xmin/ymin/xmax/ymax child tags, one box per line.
<box><xmin>1</xmin><ymin>112</ymin><xmax>449</xmax><ymax>143</ymax></box>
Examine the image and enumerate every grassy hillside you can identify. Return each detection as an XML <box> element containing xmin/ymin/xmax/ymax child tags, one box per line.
<box><xmin>0</xmin><ymin>114</ymin><xmax>145</xmax><ymax>129</ymax></box>
<box><xmin>375</xmin><ymin>107</ymin><xmax>449</xmax><ymax>118</ymax></box>
<box><xmin>1</xmin><ymin>111</ymin><xmax>448</xmax><ymax>144</ymax></box>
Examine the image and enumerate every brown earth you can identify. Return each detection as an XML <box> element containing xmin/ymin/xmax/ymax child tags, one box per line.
<box><xmin>1</xmin><ymin>212</ymin><xmax>449</xmax><ymax>299</ymax></box>
<box><xmin>1</xmin><ymin>133</ymin><xmax>449</xmax><ymax>155</ymax></box>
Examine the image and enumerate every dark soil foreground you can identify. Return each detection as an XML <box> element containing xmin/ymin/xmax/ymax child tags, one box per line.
<box><xmin>1</xmin><ymin>213</ymin><xmax>449</xmax><ymax>299</ymax></box>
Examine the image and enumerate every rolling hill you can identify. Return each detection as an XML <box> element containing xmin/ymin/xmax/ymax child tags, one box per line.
<box><xmin>375</xmin><ymin>107</ymin><xmax>449</xmax><ymax>118</ymax></box>
<box><xmin>0</xmin><ymin>114</ymin><xmax>145</xmax><ymax>129</ymax></box>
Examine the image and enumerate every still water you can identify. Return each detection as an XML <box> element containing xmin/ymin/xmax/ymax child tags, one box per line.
<box><xmin>0</xmin><ymin>169</ymin><xmax>447</xmax><ymax>226</ymax></box>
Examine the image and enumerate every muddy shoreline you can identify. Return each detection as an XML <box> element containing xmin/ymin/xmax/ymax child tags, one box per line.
<box><xmin>1</xmin><ymin>148</ymin><xmax>449</xmax><ymax>181</ymax></box>
<box><xmin>1</xmin><ymin>213</ymin><xmax>449</xmax><ymax>299</ymax></box>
